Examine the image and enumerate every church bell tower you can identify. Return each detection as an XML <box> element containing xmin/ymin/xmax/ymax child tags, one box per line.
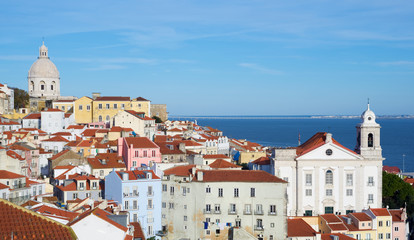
<box><xmin>355</xmin><ymin>103</ymin><xmax>382</xmax><ymax>158</ymax></box>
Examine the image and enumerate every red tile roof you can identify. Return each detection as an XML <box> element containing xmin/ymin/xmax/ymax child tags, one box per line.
<box><xmin>67</xmin><ymin>125</ymin><xmax>85</xmax><ymax>130</ymax></box>
<box><xmin>321</xmin><ymin>233</ymin><xmax>356</xmax><ymax>240</ymax></box>
<box><xmin>350</xmin><ymin>212</ymin><xmax>372</xmax><ymax>222</ymax></box>
<box><xmin>321</xmin><ymin>214</ymin><xmax>343</xmax><ymax>223</ymax></box>
<box><xmin>0</xmin><ymin>170</ymin><xmax>25</xmax><ymax>179</ymax></box>
<box><xmin>88</xmin><ymin>153</ymin><xmax>126</xmax><ymax>169</ymax></box>
<box><xmin>209</xmin><ymin>159</ymin><xmax>240</xmax><ymax>169</ymax></box>
<box><xmin>0</xmin><ymin>199</ymin><xmax>77</xmax><ymax>239</ymax></box>
<box><xmin>115</xmin><ymin>170</ymin><xmax>160</xmax><ymax>180</ymax></box>
<box><xmin>157</xmin><ymin>142</ymin><xmax>185</xmax><ymax>155</ymax></box>
<box><xmin>134</xmin><ymin>97</ymin><xmax>149</xmax><ymax>101</ymax></box>
<box><xmin>383</xmin><ymin>166</ymin><xmax>401</xmax><ymax>174</ymax></box>
<box><xmin>82</xmin><ymin>129</ymin><xmax>99</xmax><ymax>137</ymax></box>
<box><xmin>164</xmin><ymin>165</ymin><xmax>196</xmax><ymax>177</ymax></box>
<box><xmin>50</xmin><ymin>149</ymin><xmax>71</xmax><ymax>160</ymax></box>
<box><xmin>251</xmin><ymin>156</ymin><xmax>271</xmax><ymax>165</ymax></box>
<box><xmin>0</xmin><ymin>120</ymin><xmax>20</xmax><ymax>125</ymax></box>
<box><xmin>328</xmin><ymin>223</ymin><xmax>348</xmax><ymax>231</ymax></box>
<box><xmin>194</xmin><ymin>170</ymin><xmax>287</xmax><ymax>183</ymax></box>
<box><xmin>130</xmin><ymin>222</ymin><xmax>146</xmax><ymax>240</ymax></box>
<box><xmin>42</xmin><ymin>135</ymin><xmax>70</xmax><ymax>142</ymax></box>
<box><xmin>95</xmin><ymin>96</ymin><xmax>130</xmax><ymax>101</ymax></box>
<box><xmin>23</xmin><ymin>113</ymin><xmax>41</xmax><ymax>119</ymax></box>
<box><xmin>124</xmin><ymin>137</ymin><xmax>159</xmax><ymax>149</ymax></box>
<box><xmin>33</xmin><ymin>205</ymin><xmax>80</xmax><ymax>222</ymax></box>
<box><xmin>389</xmin><ymin>209</ymin><xmax>404</xmax><ymax>222</ymax></box>
<box><xmin>0</xmin><ymin>182</ymin><xmax>9</xmax><ymax>190</ymax></box>
<box><xmin>42</xmin><ymin>108</ymin><xmax>64</xmax><ymax>112</ymax></box>
<box><xmin>6</xmin><ymin>150</ymin><xmax>24</xmax><ymax>160</ymax></box>
<box><xmin>370</xmin><ymin>208</ymin><xmax>391</xmax><ymax>216</ymax></box>
<box><xmin>404</xmin><ymin>178</ymin><xmax>414</xmax><ymax>184</ymax></box>
<box><xmin>203</xmin><ymin>154</ymin><xmax>229</xmax><ymax>159</ymax></box>
<box><xmin>52</xmin><ymin>132</ymin><xmax>72</xmax><ymax>136</ymax></box>
<box><xmin>288</xmin><ymin>218</ymin><xmax>317</xmax><ymax>237</ymax></box>
<box><xmin>297</xmin><ymin>132</ymin><xmax>357</xmax><ymax>157</ymax></box>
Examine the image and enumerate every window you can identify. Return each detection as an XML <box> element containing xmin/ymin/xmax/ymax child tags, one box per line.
<box><xmin>234</xmin><ymin>188</ymin><xmax>239</xmax><ymax>197</ymax></box>
<box><xmin>379</xmin><ymin>233</ymin><xmax>383</xmax><ymax>240</ymax></box>
<box><xmin>41</xmin><ymin>85</ymin><xmax>44</xmax><ymax>90</ymax></box>
<box><xmin>306</xmin><ymin>174</ymin><xmax>312</xmax><ymax>186</ymax></box>
<box><xmin>305</xmin><ymin>210</ymin><xmax>312</xmax><ymax>216</ymax></box>
<box><xmin>356</xmin><ymin>234</ymin><xmax>361</xmax><ymax>240</ymax></box>
<box><xmin>386</xmin><ymin>233</ymin><xmax>391</xmax><ymax>239</ymax></box>
<box><xmin>184</xmin><ymin>216</ymin><xmax>187</xmax><ymax>221</ymax></box>
<box><xmin>152</xmin><ymin>150</ymin><xmax>156</xmax><ymax>157</ymax></box>
<box><xmin>133</xmin><ymin>200</ymin><xmax>137</xmax><ymax>209</ymax></box>
<box><xmin>169</xmin><ymin>203</ymin><xmax>174</xmax><ymax>209</ymax></box>
<box><xmin>162</xmin><ymin>184</ymin><xmax>167</xmax><ymax>192</ymax></box>
<box><xmin>143</xmin><ymin>151</ymin><xmax>147</xmax><ymax>157</ymax></box>
<box><xmin>98</xmin><ymin>104</ymin><xmax>102</xmax><ymax>109</ymax></box>
<box><xmin>230</xmin><ymin>204</ymin><xmax>236</xmax><ymax>213</ymax></box>
<box><xmin>368</xmin><ymin>133</ymin><xmax>373</xmax><ymax>147</ymax></box>
<box><xmin>218</xmin><ymin>188</ymin><xmax>223</xmax><ymax>197</ymax></box>
<box><xmin>114</xmin><ymin>104</ymin><xmax>117</xmax><ymax>109</ymax></box>
<box><xmin>269</xmin><ymin>205</ymin><xmax>276</xmax><ymax>215</ymax></box>
<box><xmin>87</xmin><ymin>105</ymin><xmax>91</xmax><ymax>111</ymax></box>
<box><xmin>346</xmin><ymin>174</ymin><xmax>353</xmax><ymax>186</ymax></box>
<box><xmin>134</xmin><ymin>151</ymin><xmax>139</xmax><ymax>157</ymax></box>
<box><xmin>73</xmin><ymin>193</ymin><xmax>77</xmax><ymax>199</ymax></box>
<box><xmin>250</xmin><ymin>188</ymin><xmax>255</xmax><ymax>197</ymax></box>
<box><xmin>170</xmin><ymin>186</ymin><xmax>174</xmax><ymax>195</ymax></box>
<box><xmin>124</xmin><ymin>201</ymin><xmax>129</xmax><ymax>210</ymax></box>
<box><xmin>368</xmin><ymin>176</ymin><xmax>374</xmax><ymax>186</ymax></box>
<box><xmin>346</xmin><ymin>189</ymin><xmax>353</xmax><ymax>196</ymax></box>
<box><xmin>256</xmin><ymin>204</ymin><xmax>263</xmax><ymax>214</ymax></box>
<box><xmin>244</xmin><ymin>204</ymin><xmax>251</xmax><ymax>214</ymax></box>
<box><xmin>205</xmin><ymin>204</ymin><xmax>211</xmax><ymax>213</ymax></box>
<box><xmin>366</xmin><ymin>233</ymin><xmax>371</xmax><ymax>240</ymax></box>
<box><xmin>79</xmin><ymin>105</ymin><xmax>83</xmax><ymax>111</ymax></box>
<box><xmin>106</xmin><ymin>104</ymin><xmax>110</xmax><ymax>109</ymax></box>
<box><xmin>368</xmin><ymin>194</ymin><xmax>374</xmax><ymax>204</ymax></box>
<box><xmin>99</xmin><ymin>115</ymin><xmax>103</xmax><ymax>122</ymax></box>
<box><xmin>106</xmin><ymin>115</ymin><xmax>110</xmax><ymax>122</ymax></box>
<box><xmin>132</xmin><ymin>161</ymin><xmax>137</xmax><ymax>167</ymax></box>
<box><xmin>395</xmin><ymin>226</ymin><xmax>399</xmax><ymax>231</ymax></box>
<box><xmin>215</xmin><ymin>204</ymin><xmax>221</xmax><ymax>213</ymax></box>
<box><xmin>379</xmin><ymin>221</ymin><xmax>383</xmax><ymax>227</ymax></box>
<box><xmin>121</xmin><ymin>104</ymin><xmax>125</xmax><ymax>109</ymax></box>
<box><xmin>133</xmin><ymin>214</ymin><xmax>138</xmax><ymax>222</ymax></box>
<box><xmin>51</xmin><ymin>85</ymin><xmax>54</xmax><ymax>90</ymax></box>
<box><xmin>148</xmin><ymin>199</ymin><xmax>153</xmax><ymax>209</ymax></box>
<box><xmin>206</xmin><ymin>186</ymin><xmax>211</xmax><ymax>193</ymax></box>
<box><xmin>326</xmin><ymin>189</ymin><xmax>333</xmax><ymax>196</ymax></box>
<box><xmin>148</xmin><ymin>186</ymin><xmax>153</xmax><ymax>196</ymax></box>
<box><xmin>206</xmin><ymin>230</ymin><xmax>210</xmax><ymax>235</ymax></box>
<box><xmin>162</xmin><ymin>202</ymin><xmax>166</xmax><ymax>208</ymax></box>
<box><xmin>326</xmin><ymin>170</ymin><xmax>333</xmax><ymax>184</ymax></box>
<box><xmin>183</xmin><ymin>187</ymin><xmax>186</xmax><ymax>196</ymax></box>
<box><xmin>386</xmin><ymin>221</ymin><xmax>390</xmax><ymax>227</ymax></box>
<box><xmin>325</xmin><ymin>207</ymin><xmax>334</xmax><ymax>214</ymax></box>
<box><xmin>306</xmin><ymin>189</ymin><xmax>312</xmax><ymax>196</ymax></box>
<box><xmin>92</xmin><ymin>181</ymin><xmax>98</xmax><ymax>189</ymax></box>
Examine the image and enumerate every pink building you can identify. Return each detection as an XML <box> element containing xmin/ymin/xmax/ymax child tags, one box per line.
<box><xmin>389</xmin><ymin>208</ymin><xmax>409</xmax><ymax>240</ymax></box>
<box><xmin>118</xmin><ymin>137</ymin><xmax>161</xmax><ymax>170</ymax></box>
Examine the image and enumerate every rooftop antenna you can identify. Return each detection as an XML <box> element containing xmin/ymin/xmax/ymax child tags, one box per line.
<box><xmin>367</xmin><ymin>98</ymin><xmax>370</xmax><ymax>110</ymax></box>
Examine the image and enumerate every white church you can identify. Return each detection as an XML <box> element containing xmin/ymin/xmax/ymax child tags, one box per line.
<box><xmin>272</xmin><ymin>104</ymin><xmax>383</xmax><ymax>216</ymax></box>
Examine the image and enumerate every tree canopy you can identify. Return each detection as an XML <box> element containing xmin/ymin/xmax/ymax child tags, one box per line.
<box><xmin>383</xmin><ymin>171</ymin><xmax>414</xmax><ymax>216</ymax></box>
<box><xmin>12</xmin><ymin>87</ymin><xmax>29</xmax><ymax>109</ymax></box>
<box><xmin>152</xmin><ymin>115</ymin><xmax>163</xmax><ymax>123</ymax></box>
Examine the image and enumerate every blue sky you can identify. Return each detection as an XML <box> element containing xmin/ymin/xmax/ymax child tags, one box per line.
<box><xmin>1</xmin><ymin>1</ymin><xmax>414</xmax><ymax>115</ymax></box>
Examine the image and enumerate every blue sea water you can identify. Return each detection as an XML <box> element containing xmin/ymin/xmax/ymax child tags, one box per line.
<box><xmin>171</xmin><ymin>117</ymin><xmax>414</xmax><ymax>172</ymax></box>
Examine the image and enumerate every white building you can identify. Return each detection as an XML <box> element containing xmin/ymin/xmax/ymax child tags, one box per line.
<box><xmin>28</xmin><ymin>42</ymin><xmax>60</xmax><ymax>99</ymax></box>
<box><xmin>162</xmin><ymin>165</ymin><xmax>287</xmax><ymax>240</ymax></box>
<box><xmin>41</xmin><ymin>108</ymin><xmax>65</xmax><ymax>133</ymax></box>
<box><xmin>113</xmin><ymin>110</ymin><xmax>156</xmax><ymax>140</ymax></box>
<box><xmin>273</xmin><ymin>105</ymin><xmax>383</xmax><ymax>216</ymax></box>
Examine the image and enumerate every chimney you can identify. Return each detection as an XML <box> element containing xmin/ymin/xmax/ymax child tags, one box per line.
<box><xmin>197</xmin><ymin>171</ymin><xmax>203</xmax><ymax>181</ymax></box>
<box><xmin>122</xmin><ymin>172</ymin><xmax>129</xmax><ymax>181</ymax></box>
<box><xmin>325</xmin><ymin>133</ymin><xmax>332</xmax><ymax>143</ymax></box>
<box><xmin>179</xmin><ymin>143</ymin><xmax>186</xmax><ymax>153</ymax></box>
<box><xmin>92</xmin><ymin>92</ymin><xmax>101</xmax><ymax>100</ymax></box>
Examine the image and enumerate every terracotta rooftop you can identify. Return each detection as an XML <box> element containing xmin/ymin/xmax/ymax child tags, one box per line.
<box><xmin>23</xmin><ymin>113</ymin><xmax>41</xmax><ymax>119</ymax></box>
<box><xmin>68</xmin><ymin>208</ymin><xmax>128</xmax><ymax>232</ymax></box>
<box><xmin>370</xmin><ymin>208</ymin><xmax>391</xmax><ymax>216</ymax></box>
<box><xmin>134</xmin><ymin>97</ymin><xmax>149</xmax><ymax>101</ymax></box>
<box><xmin>321</xmin><ymin>233</ymin><xmax>356</xmax><ymax>240</ymax></box>
<box><xmin>50</xmin><ymin>149</ymin><xmax>71</xmax><ymax>160</ymax></box>
<box><xmin>95</xmin><ymin>96</ymin><xmax>130</xmax><ymax>101</ymax></box>
<box><xmin>42</xmin><ymin>108</ymin><xmax>64</xmax><ymax>112</ymax></box>
<box><xmin>81</xmin><ymin>129</ymin><xmax>99</xmax><ymax>137</ymax></box>
<box><xmin>203</xmin><ymin>154</ymin><xmax>229</xmax><ymax>159</ymax></box>
<box><xmin>130</xmin><ymin>222</ymin><xmax>146</xmax><ymax>240</ymax></box>
<box><xmin>67</xmin><ymin>125</ymin><xmax>85</xmax><ymax>130</ymax></box>
<box><xmin>251</xmin><ymin>156</ymin><xmax>271</xmax><ymax>165</ymax></box>
<box><xmin>350</xmin><ymin>212</ymin><xmax>372</xmax><ymax>222</ymax></box>
<box><xmin>209</xmin><ymin>159</ymin><xmax>240</xmax><ymax>169</ymax></box>
<box><xmin>164</xmin><ymin>165</ymin><xmax>196</xmax><ymax>177</ymax></box>
<box><xmin>383</xmin><ymin>165</ymin><xmax>401</xmax><ymax>174</ymax></box>
<box><xmin>194</xmin><ymin>170</ymin><xmax>287</xmax><ymax>183</ymax></box>
<box><xmin>124</xmin><ymin>137</ymin><xmax>159</xmax><ymax>149</ymax></box>
<box><xmin>33</xmin><ymin>205</ymin><xmax>80</xmax><ymax>222</ymax></box>
<box><xmin>0</xmin><ymin>199</ymin><xmax>77</xmax><ymax>239</ymax></box>
<box><xmin>288</xmin><ymin>218</ymin><xmax>317</xmax><ymax>237</ymax></box>
<box><xmin>321</xmin><ymin>214</ymin><xmax>343</xmax><ymax>223</ymax></box>
<box><xmin>0</xmin><ymin>170</ymin><xmax>25</xmax><ymax>179</ymax></box>
<box><xmin>0</xmin><ymin>182</ymin><xmax>9</xmax><ymax>190</ymax></box>
<box><xmin>6</xmin><ymin>150</ymin><xmax>24</xmax><ymax>160</ymax></box>
<box><xmin>88</xmin><ymin>153</ymin><xmax>126</xmax><ymax>169</ymax></box>
<box><xmin>297</xmin><ymin>132</ymin><xmax>357</xmax><ymax>157</ymax></box>
<box><xmin>389</xmin><ymin>209</ymin><xmax>404</xmax><ymax>222</ymax></box>
<box><xmin>328</xmin><ymin>223</ymin><xmax>348</xmax><ymax>231</ymax></box>
<box><xmin>42</xmin><ymin>135</ymin><xmax>70</xmax><ymax>142</ymax></box>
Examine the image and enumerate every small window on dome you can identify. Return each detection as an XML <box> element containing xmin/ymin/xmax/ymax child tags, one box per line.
<box><xmin>368</xmin><ymin>117</ymin><xmax>372</xmax><ymax>121</ymax></box>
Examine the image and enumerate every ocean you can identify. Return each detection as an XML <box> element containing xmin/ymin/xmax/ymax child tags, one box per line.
<box><xmin>170</xmin><ymin>117</ymin><xmax>414</xmax><ymax>172</ymax></box>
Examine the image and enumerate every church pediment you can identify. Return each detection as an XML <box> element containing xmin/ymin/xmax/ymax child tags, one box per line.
<box><xmin>296</xmin><ymin>141</ymin><xmax>362</xmax><ymax>161</ymax></box>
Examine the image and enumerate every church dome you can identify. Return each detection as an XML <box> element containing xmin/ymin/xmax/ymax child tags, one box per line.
<box><xmin>28</xmin><ymin>58</ymin><xmax>59</xmax><ymax>78</ymax></box>
<box><xmin>360</xmin><ymin>103</ymin><xmax>379</xmax><ymax>126</ymax></box>
<box><xmin>28</xmin><ymin>42</ymin><xmax>60</xmax><ymax>79</ymax></box>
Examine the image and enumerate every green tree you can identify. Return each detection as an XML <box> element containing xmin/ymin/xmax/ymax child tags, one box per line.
<box><xmin>383</xmin><ymin>171</ymin><xmax>414</xmax><ymax>216</ymax></box>
<box><xmin>152</xmin><ymin>115</ymin><xmax>163</xmax><ymax>123</ymax></box>
<box><xmin>12</xmin><ymin>88</ymin><xmax>29</xmax><ymax>109</ymax></box>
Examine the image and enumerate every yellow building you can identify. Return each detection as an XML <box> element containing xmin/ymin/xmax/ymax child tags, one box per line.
<box><xmin>364</xmin><ymin>208</ymin><xmax>393</xmax><ymax>240</ymax></box>
<box><xmin>74</xmin><ymin>96</ymin><xmax>93</xmax><ymax>124</ymax></box>
<box><xmin>230</xmin><ymin>139</ymin><xmax>267</xmax><ymax>164</ymax></box>
<box><xmin>73</xmin><ymin>94</ymin><xmax>151</xmax><ymax>125</ymax></box>
<box><xmin>52</xmin><ymin>100</ymin><xmax>75</xmax><ymax>112</ymax></box>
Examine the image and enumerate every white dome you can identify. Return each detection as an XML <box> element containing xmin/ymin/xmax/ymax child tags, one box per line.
<box><xmin>28</xmin><ymin>58</ymin><xmax>60</xmax><ymax>78</ymax></box>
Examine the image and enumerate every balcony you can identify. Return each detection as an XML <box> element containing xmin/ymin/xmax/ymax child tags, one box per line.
<box><xmin>255</xmin><ymin>210</ymin><xmax>264</xmax><ymax>215</ymax></box>
<box><xmin>156</xmin><ymin>230</ymin><xmax>167</xmax><ymax>237</ymax></box>
<box><xmin>254</xmin><ymin>225</ymin><xmax>264</xmax><ymax>231</ymax></box>
<box><xmin>228</xmin><ymin>209</ymin><xmax>237</xmax><ymax>215</ymax></box>
<box><xmin>203</xmin><ymin>209</ymin><xmax>211</xmax><ymax>214</ymax></box>
<box><xmin>244</xmin><ymin>210</ymin><xmax>252</xmax><ymax>215</ymax></box>
<box><xmin>268</xmin><ymin>211</ymin><xmax>277</xmax><ymax>216</ymax></box>
<box><xmin>214</xmin><ymin>209</ymin><xmax>221</xmax><ymax>214</ymax></box>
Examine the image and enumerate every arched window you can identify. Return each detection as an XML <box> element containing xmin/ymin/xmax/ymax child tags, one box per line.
<box><xmin>106</xmin><ymin>115</ymin><xmax>110</xmax><ymax>122</ymax></box>
<box><xmin>40</xmin><ymin>81</ymin><xmax>46</xmax><ymax>91</ymax></box>
<box><xmin>30</xmin><ymin>81</ymin><xmax>34</xmax><ymax>92</ymax></box>
<box><xmin>98</xmin><ymin>115</ymin><xmax>103</xmax><ymax>122</ymax></box>
<box><xmin>51</xmin><ymin>81</ymin><xmax>56</xmax><ymax>91</ymax></box>
<box><xmin>368</xmin><ymin>133</ymin><xmax>373</xmax><ymax>147</ymax></box>
<box><xmin>325</xmin><ymin>170</ymin><xmax>333</xmax><ymax>185</ymax></box>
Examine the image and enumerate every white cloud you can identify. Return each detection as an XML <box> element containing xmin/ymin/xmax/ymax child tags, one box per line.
<box><xmin>239</xmin><ymin>63</ymin><xmax>283</xmax><ymax>75</ymax></box>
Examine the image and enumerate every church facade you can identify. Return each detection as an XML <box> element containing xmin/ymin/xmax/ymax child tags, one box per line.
<box><xmin>273</xmin><ymin>105</ymin><xmax>383</xmax><ymax>216</ymax></box>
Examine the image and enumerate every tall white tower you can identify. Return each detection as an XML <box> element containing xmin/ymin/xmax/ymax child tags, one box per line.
<box><xmin>355</xmin><ymin>103</ymin><xmax>382</xmax><ymax>159</ymax></box>
<box><xmin>28</xmin><ymin>42</ymin><xmax>60</xmax><ymax>99</ymax></box>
